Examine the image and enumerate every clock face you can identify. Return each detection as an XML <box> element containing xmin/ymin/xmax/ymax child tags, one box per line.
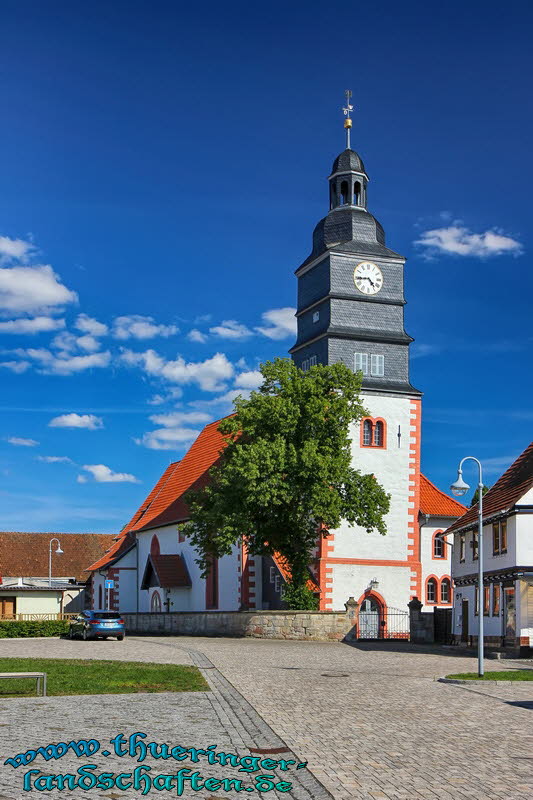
<box><xmin>354</xmin><ymin>261</ymin><xmax>383</xmax><ymax>295</ymax></box>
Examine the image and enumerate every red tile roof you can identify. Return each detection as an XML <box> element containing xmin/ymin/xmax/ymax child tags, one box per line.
<box><xmin>141</xmin><ymin>554</ymin><xmax>191</xmax><ymax>589</ymax></box>
<box><xmin>419</xmin><ymin>474</ymin><xmax>467</xmax><ymax>518</ymax></box>
<box><xmin>446</xmin><ymin>441</ymin><xmax>533</xmax><ymax>534</ymax></box>
<box><xmin>273</xmin><ymin>552</ymin><xmax>320</xmax><ymax>593</ymax></box>
<box><xmin>0</xmin><ymin>532</ymin><xmax>114</xmax><ymax>582</ymax></box>
<box><xmin>87</xmin><ymin>418</ymin><xmax>230</xmax><ymax>572</ymax></box>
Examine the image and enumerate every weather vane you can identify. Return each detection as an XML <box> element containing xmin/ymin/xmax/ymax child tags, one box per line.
<box><xmin>343</xmin><ymin>89</ymin><xmax>353</xmax><ymax>149</ymax></box>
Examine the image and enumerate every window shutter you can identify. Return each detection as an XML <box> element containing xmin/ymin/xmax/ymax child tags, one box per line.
<box><xmin>371</xmin><ymin>354</ymin><xmax>384</xmax><ymax>376</ymax></box>
<box><xmin>354</xmin><ymin>353</ymin><xmax>368</xmax><ymax>375</ymax></box>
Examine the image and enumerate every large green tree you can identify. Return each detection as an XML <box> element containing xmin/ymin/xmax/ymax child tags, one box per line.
<box><xmin>185</xmin><ymin>358</ymin><xmax>390</xmax><ymax>609</ymax></box>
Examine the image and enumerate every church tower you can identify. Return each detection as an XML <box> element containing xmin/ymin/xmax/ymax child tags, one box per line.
<box><xmin>291</xmin><ymin>95</ymin><xmax>423</xmax><ymax>615</ymax></box>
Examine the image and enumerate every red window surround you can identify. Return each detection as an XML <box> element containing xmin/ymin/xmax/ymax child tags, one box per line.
<box><xmin>432</xmin><ymin>530</ymin><xmax>447</xmax><ymax>559</ymax></box>
<box><xmin>360</xmin><ymin>417</ymin><xmax>387</xmax><ymax>449</ymax></box>
<box><xmin>205</xmin><ymin>557</ymin><xmax>219</xmax><ymax>610</ymax></box>
<box><xmin>425</xmin><ymin>575</ymin><xmax>438</xmax><ymax>605</ymax></box>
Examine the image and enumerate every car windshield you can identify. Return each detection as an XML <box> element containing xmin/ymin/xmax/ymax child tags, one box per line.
<box><xmin>93</xmin><ymin>612</ymin><xmax>122</xmax><ymax>619</ymax></box>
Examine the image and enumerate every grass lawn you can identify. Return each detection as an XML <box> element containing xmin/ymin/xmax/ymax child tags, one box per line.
<box><xmin>0</xmin><ymin>658</ymin><xmax>209</xmax><ymax>696</ymax></box>
<box><xmin>446</xmin><ymin>670</ymin><xmax>533</xmax><ymax>681</ymax></box>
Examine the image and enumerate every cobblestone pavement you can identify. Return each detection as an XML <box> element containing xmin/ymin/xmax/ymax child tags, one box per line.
<box><xmin>0</xmin><ymin>637</ymin><xmax>532</xmax><ymax>799</ymax></box>
<box><xmin>0</xmin><ymin>637</ymin><xmax>331</xmax><ymax>800</ymax></box>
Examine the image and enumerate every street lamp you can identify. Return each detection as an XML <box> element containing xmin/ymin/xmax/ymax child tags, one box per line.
<box><xmin>48</xmin><ymin>538</ymin><xmax>63</xmax><ymax>588</ymax></box>
<box><xmin>450</xmin><ymin>457</ymin><xmax>484</xmax><ymax>677</ymax></box>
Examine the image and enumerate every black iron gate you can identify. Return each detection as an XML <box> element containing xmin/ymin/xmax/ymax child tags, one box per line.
<box><xmin>358</xmin><ymin>606</ymin><xmax>410</xmax><ymax>641</ymax></box>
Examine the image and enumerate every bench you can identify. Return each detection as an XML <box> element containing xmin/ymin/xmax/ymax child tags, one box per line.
<box><xmin>0</xmin><ymin>672</ymin><xmax>47</xmax><ymax>696</ymax></box>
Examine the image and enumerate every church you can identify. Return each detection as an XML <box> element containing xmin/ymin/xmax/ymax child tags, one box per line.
<box><xmin>87</xmin><ymin>104</ymin><xmax>466</xmax><ymax>633</ymax></box>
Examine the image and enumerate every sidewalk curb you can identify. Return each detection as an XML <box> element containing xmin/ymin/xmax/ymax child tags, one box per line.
<box><xmin>438</xmin><ymin>677</ymin><xmax>529</xmax><ymax>686</ymax></box>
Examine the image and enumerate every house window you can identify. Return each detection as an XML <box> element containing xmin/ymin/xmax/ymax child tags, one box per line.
<box><xmin>340</xmin><ymin>180</ymin><xmax>349</xmax><ymax>205</ymax></box>
<box><xmin>370</xmin><ymin>354</ymin><xmax>385</xmax><ymax>377</ymax></box>
<box><xmin>501</xmin><ymin>519</ymin><xmax>507</xmax><ymax>553</ymax></box>
<box><xmin>205</xmin><ymin>557</ymin><xmax>219</xmax><ymax>610</ymax></box>
<box><xmin>178</xmin><ymin>526</ymin><xmax>186</xmax><ymax>544</ymax></box>
<box><xmin>459</xmin><ymin>534</ymin><xmax>466</xmax><ymax>562</ymax></box>
<box><xmin>374</xmin><ymin>420</ymin><xmax>384</xmax><ymax>447</ymax></box>
<box><xmin>492</xmin><ymin>584</ymin><xmax>501</xmax><ymax>615</ymax></box>
<box><xmin>492</xmin><ymin>522</ymin><xmax>500</xmax><ymax>555</ymax></box>
<box><xmin>483</xmin><ymin>586</ymin><xmax>490</xmax><ymax>616</ymax></box>
<box><xmin>150</xmin><ymin>534</ymin><xmax>160</xmax><ymax>557</ymax></box>
<box><xmin>472</xmin><ymin>530</ymin><xmax>478</xmax><ymax>560</ymax></box>
<box><xmin>269</xmin><ymin>566</ymin><xmax>275</xmax><ymax>583</ymax></box>
<box><xmin>274</xmin><ymin>574</ymin><xmax>281</xmax><ymax>593</ymax></box>
<box><xmin>440</xmin><ymin>578</ymin><xmax>451</xmax><ymax>604</ymax></box>
<box><xmin>312</xmin><ymin>311</ymin><xmax>320</xmax><ymax>323</ymax></box>
<box><xmin>426</xmin><ymin>578</ymin><xmax>437</xmax><ymax>604</ymax></box>
<box><xmin>354</xmin><ymin>180</ymin><xmax>361</xmax><ymax>205</ymax></box>
<box><xmin>354</xmin><ymin>352</ymin><xmax>369</xmax><ymax>375</ymax></box>
<box><xmin>363</xmin><ymin>419</ymin><xmax>373</xmax><ymax>446</ymax></box>
<box><xmin>433</xmin><ymin>531</ymin><xmax>445</xmax><ymax>559</ymax></box>
<box><xmin>301</xmin><ymin>355</ymin><xmax>317</xmax><ymax>372</ymax></box>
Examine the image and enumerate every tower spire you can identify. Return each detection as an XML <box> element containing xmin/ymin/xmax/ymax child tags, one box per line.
<box><xmin>342</xmin><ymin>89</ymin><xmax>353</xmax><ymax>149</ymax></box>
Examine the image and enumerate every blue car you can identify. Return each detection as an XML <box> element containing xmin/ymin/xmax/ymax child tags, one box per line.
<box><xmin>69</xmin><ymin>610</ymin><xmax>125</xmax><ymax>641</ymax></box>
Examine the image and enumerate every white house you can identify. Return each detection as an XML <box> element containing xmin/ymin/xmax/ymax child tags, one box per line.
<box><xmin>448</xmin><ymin>441</ymin><xmax>533</xmax><ymax>655</ymax></box>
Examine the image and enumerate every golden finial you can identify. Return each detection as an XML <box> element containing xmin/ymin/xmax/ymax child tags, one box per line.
<box><xmin>343</xmin><ymin>89</ymin><xmax>353</xmax><ymax>149</ymax></box>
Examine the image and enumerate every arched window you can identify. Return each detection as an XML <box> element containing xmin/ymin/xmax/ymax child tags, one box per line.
<box><xmin>363</xmin><ymin>419</ymin><xmax>373</xmax><ymax>446</ymax></box>
<box><xmin>340</xmin><ymin>180</ymin><xmax>349</xmax><ymax>205</ymax></box>
<box><xmin>353</xmin><ymin>181</ymin><xmax>361</xmax><ymax>205</ymax></box>
<box><xmin>440</xmin><ymin>578</ymin><xmax>451</xmax><ymax>604</ymax></box>
<box><xmin>150</xmin><ymin>534</ymin><xmax>160</xmax><ymax>556</ymax></box>
<box><xmin>361</xmin><ymin>417</ymin><xmax>387</xmax><ymax>448</ymax></box>
<box><xmin>426</xmin><ymin>577</ymin><xmax>437</xmax><ymax>604</ymax></box>
<box><xmin>151</xmin><ymin>591</ymin><xmax>162</xmax><ymax>612</ymax></box>
<box><xmin>433</xmin><ymin>531</ymin><xmax>445</xmax><ymax>558</ymax></box>
<box><xmin>98</xmin><ymin>585</ymin><xmax>103</xmax><ymax>608</ymax></box>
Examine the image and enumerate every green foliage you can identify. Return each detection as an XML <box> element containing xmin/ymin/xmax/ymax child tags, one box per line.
<box><xmin>447</xmin><ymin>671</ymin><xmax>533</xmax><ymax>681</ymax></box>
<box><xmin>282</xmin><ymin>584</ymin><xmax>319</xmax><ymax>610</ymax></box>
<box><xmin>0</xmin><ymin>620</ymin><xmax>69</xmax><ymax>638</ymax></box>
<box><xmin>0</xmin><ymin>658</ymin><xmax>208</xmax><ymax>696</ymax></box>
<box><xmin>185</xmin><ymin>358</ymin><xmax>390</xmax><ymax>607</ymax></box>
<box><xmin>469</xmin><ymin>485</ymin><xmax>490</xmax><ymax>507</ymax></box>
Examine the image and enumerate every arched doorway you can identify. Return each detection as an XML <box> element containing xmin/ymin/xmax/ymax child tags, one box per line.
<box><xmin>358</xmin><ymin>594</ymin><xmax>384</xmax><ymax>639</ymax></box>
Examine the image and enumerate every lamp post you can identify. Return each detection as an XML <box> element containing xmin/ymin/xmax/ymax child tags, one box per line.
<box><xmin>48</xmin><ymin>538</ymin><xmax>63</xmax><ymax>588</ymax></box>
<box><xmin>450</xmin><ymin>457</ymin><xmax>484</xmax><ymax>677</ymax></box>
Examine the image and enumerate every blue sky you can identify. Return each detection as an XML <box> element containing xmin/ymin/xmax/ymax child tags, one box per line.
<box><xmin>1</xmin><ymin>0</ymin><xmax>531</xmax><ymax>532</ymax></box>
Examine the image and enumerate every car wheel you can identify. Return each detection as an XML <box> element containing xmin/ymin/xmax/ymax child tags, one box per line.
<box><xmin>82</xmin><ymin>627</ymin><xmax>88</xmax><ymax>641</ymax></box>
<box><xmin>117</xmin><ymin>635</ymin><xmax>124</xmax><ymax>641</ymax></box>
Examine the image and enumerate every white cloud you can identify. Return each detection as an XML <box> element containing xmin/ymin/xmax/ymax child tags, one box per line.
<box><xmin>0</xmin><ymin>360</ymin><xmax>31</xmax><ymax>373</ymax></box>
<box><xmin>0</xmin><ymin>316</ymin><xmax>65</xmax><ymax>334</ymax></box>
<box><xmin>76</xmin><ymin>474</ymin><xmax>88</xmax><ymax>483</ymax></box>
<box><xmin>255</xmin><ymin>307</ymin><xmax>297</xmax><ymax>340</ymax></box>
<box><xmin>0</xmin><ymin>235</ymin><xmax>35</xmax><ymax>264</ymax></box>
<box><xmin>112</xmin><ymin>315</ymin><xmax>178</xmax><ymax>340</ymax></box>
<box><xmin>74</xmin><ymin>314</ymin><xmax>108</xmax><ymax>337</ymax></box>
<box><xmin>415</xmin><ymin>225</ymin><xmax>523</xmax><ymax>258</ymax></box>
<box><xmin>37</xmin><ymin>455</ymin><xmax>73</xmax><ymax>464</ymax></box>
<box><xmin>7</xmin><ymin>436</ymin><xmax>39</xmax><ymax>447</ymax></box>
<box><xmin>80</xmin><ymin>464</ymin><xmax>140</xmax><ymax>483</ymax></box>
<box><xmin>190</xmin><ymin>388</ymin><xmax>251</xmax><ymax>413</ymax></box>
<box><xmin>0</xmin><ymin>265</ymin><xmax>78</xmax><ymax>314</ymax></box>
<box><xmin>121</xmin><ymin>349</ymin><xmax>234</xmax><ymax>392</ymax></box>
<box><xmin>187</xmin><ymin>328</ymin><xmax>208</xmax><ymax>343</ymax></box>
<box><xmin>411</xmin><ymin>343</ymin><xmax>442</xmax><ymax>360</ymax></box>
<box><xmin>49</xmin><ymin>413</ymin><xmax>104</xmax><ymax>430</ymax></box>
<box><xmin>51</xmin><ymin>331</ymin><xmax>102</xmax><ymax>355</ymax></box>
<box><xmin>15</xmin><ymin>346</ymin><xmax>111</xmax><ymax>375</ymax></box>
<box><xmin>209</xmin><ymin>320</ymin><xmax>253</xmax><ymax>340</ymax></box>
<box><xmin>135</xmin><ymin>410</ymin><xmax>212</xmax><ymax>451</ymax></box>
<box><xmin>234</xmin><ymin>369</ymin><xmax>263</xmax><ymax>389</ymax></box>
<box><xmin>75</xmin><ymin>334</ymin><xmax>101</xmax><ymax>353</ymax></box>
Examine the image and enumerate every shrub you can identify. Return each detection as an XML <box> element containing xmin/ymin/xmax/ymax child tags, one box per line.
<box><xmin>282</xmin><ymin>584</ymin><xmax>319</xmax><ymax>610</ymax></box>
<box><xmin>0</xmin><ymin>620</ymin><xmax>69</xmax><ymax>638</ymax></box>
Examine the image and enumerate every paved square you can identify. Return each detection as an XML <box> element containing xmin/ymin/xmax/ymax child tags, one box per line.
<box><xmin>0</xmin><ymin>636</ymin><xmax>532</xmax><ymax>799</ymax></box>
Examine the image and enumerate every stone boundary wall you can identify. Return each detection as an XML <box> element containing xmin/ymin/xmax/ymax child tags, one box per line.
<box><xmin>123</xmin><ymin>606</ymin><xmax>357</xmax><ymax>641</ymax></box>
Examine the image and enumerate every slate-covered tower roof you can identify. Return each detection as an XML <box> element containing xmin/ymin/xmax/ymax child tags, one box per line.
<box><xmin>290</xmin><ymin>115</ymin><xmax>420</xmax><ymax>397</ymax></box>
